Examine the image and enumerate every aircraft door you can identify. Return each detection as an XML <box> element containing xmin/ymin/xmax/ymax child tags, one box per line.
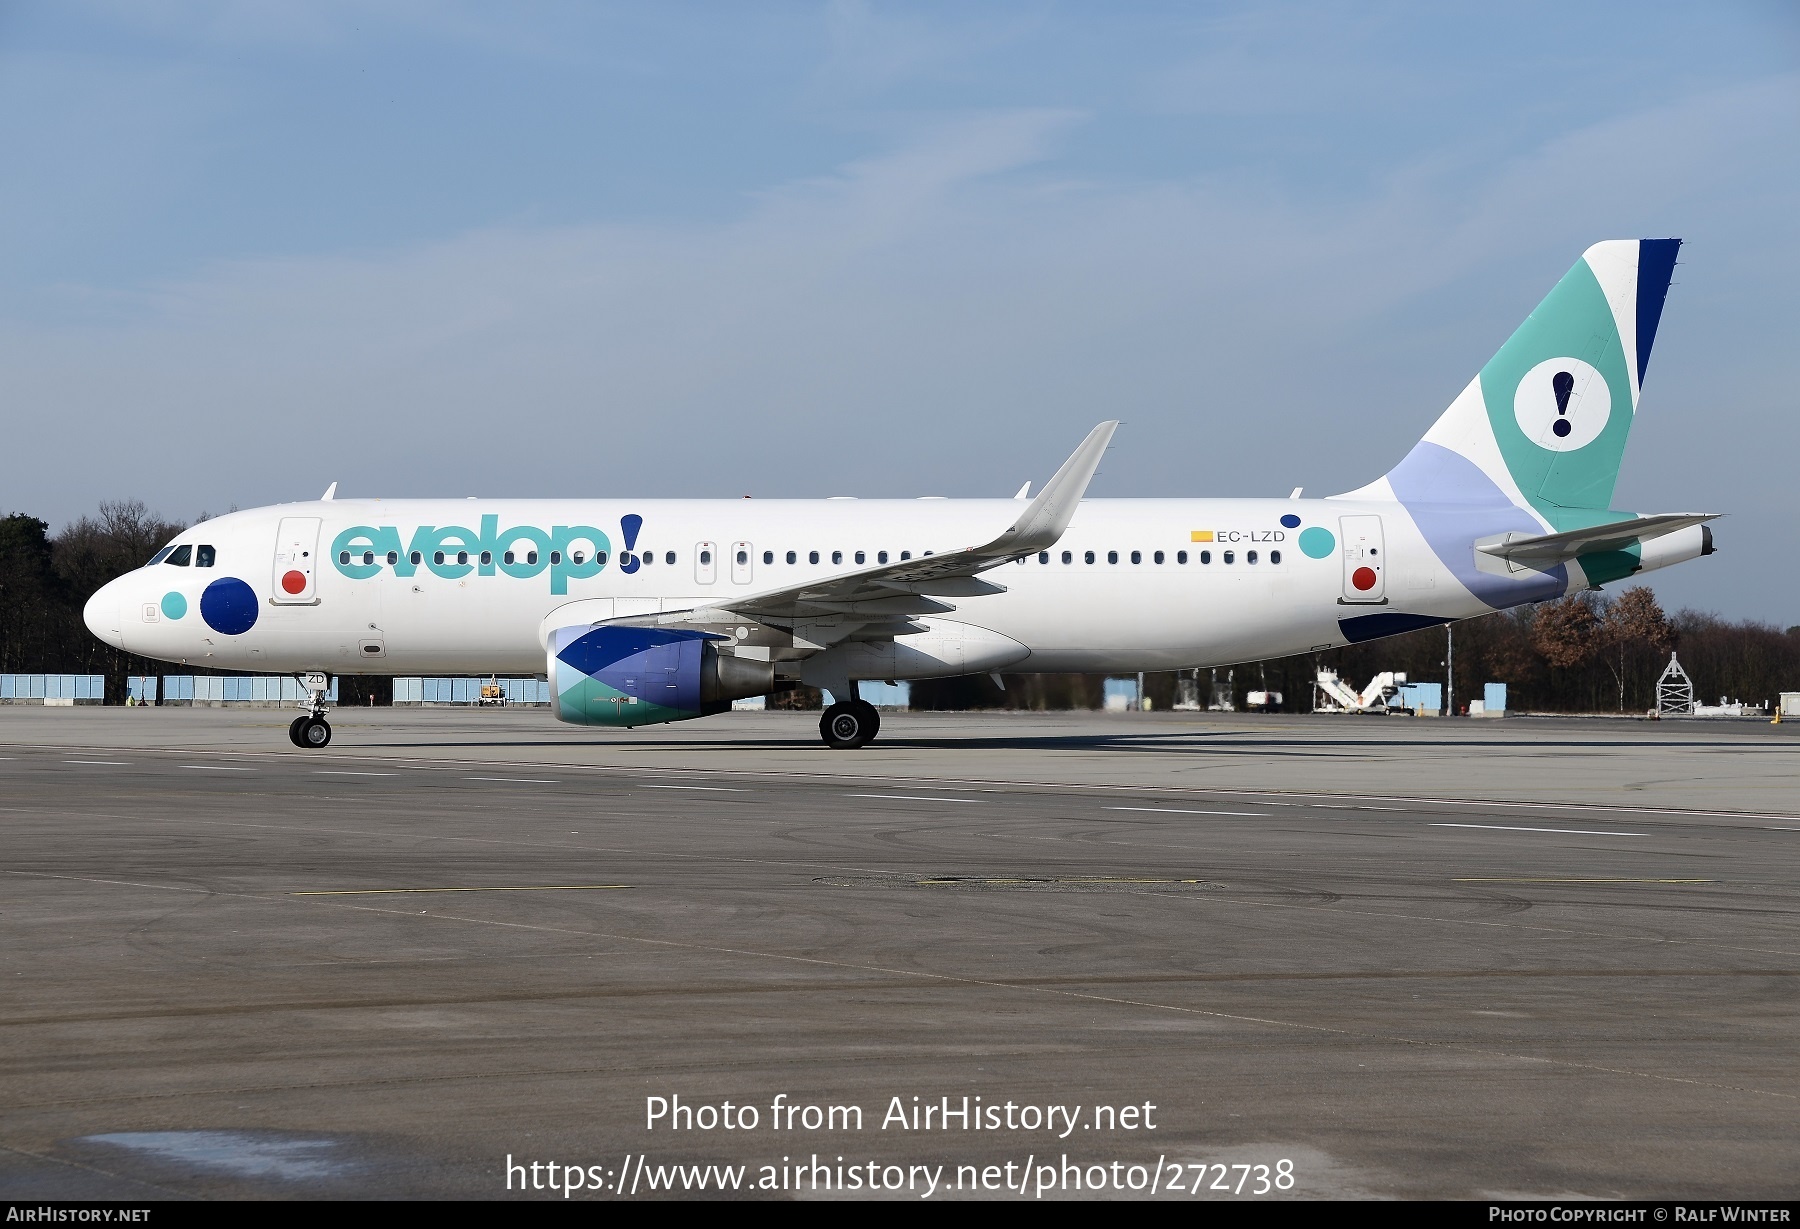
<box><xmin>1339</xmin><ymin>515</ymin><xmax>1386</xmax><ymax>603</ymax></box>
<box><xmin>695</xmin><ymin>541</ymin><xmax>718</xmax><ymax>585</ymax></box>
<box><xmin>731</xmin><ymin>541</ymin><xmax>753</xmax><ymax>585</ymax></box>
<box><xmin>272</xmin><ymin>517</ymin><xmax>323</xmax><ymax>605</ymax></box>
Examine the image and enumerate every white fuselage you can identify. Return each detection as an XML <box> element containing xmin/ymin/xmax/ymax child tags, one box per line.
<box><xmin>85</xmin><ymin>493</ymin><xmax>1546</xmax><ymax>679</ymax></box>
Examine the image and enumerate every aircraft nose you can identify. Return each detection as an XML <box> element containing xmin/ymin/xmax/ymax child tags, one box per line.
<box><xmin>83</xmin><ymin>578</ymin><xmax>127</xmax><ymax>651</ymax></box>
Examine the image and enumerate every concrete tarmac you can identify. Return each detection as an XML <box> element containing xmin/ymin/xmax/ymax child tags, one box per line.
<box><xmin>1</xmin><ymin>707</ymin><xmax>1796</xmax><ymax>1200</ymax></box>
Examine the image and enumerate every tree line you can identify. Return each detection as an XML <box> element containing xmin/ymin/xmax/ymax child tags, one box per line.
<box><xmin>0</xmin><ymin>502</ymin><xmax>188</xmax><ymax>702</ymax></box>
<box><xmin>4</xmin><ymin>501</ymin><xmax>1795</xmax><ymax>712</ymax></box>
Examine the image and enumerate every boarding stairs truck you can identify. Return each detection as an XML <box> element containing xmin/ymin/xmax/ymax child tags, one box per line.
<box><xmin>1313</xmin><ymin>670</ymin><xmax>1408</xmax><ymax>715</ymax></box>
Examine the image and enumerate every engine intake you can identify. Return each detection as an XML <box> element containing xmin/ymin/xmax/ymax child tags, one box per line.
<box><xmin>548</xmin><ymin>624</ymin><xmax>774</xmax><ymax>727</ymax></box>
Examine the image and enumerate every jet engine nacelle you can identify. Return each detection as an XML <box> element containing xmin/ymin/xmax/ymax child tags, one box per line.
<box><xmin>1633</xmin><ymin>523</ymin><xmax>1714</xmax><ymax>576</ymax></box>
<box><xmin>548</xmin><ymin>623</ymin><xmax>773</xmax><ymax>727</ymax></box>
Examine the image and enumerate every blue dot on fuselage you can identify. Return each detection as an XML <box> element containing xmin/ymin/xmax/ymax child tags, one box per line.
<box><xmin>1280</xmin><ymin>513</ymin><xmax>1302</xmax><ymax>529</ymax></box>
<box><xmin>160</xmin><ymin>591</ymin><xmax>187</xmax><ymax>620</ymax></box>
<box><xmin>199</xmin><ymin>577</ymin><xmax>259</xmax><ymax>635</ymax></box>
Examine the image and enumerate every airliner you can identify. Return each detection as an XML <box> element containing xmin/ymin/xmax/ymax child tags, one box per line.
<box><xmin>85</xmin><ymin>239</ymin><xmax>1716</xmax><ymax>750</ymax></box>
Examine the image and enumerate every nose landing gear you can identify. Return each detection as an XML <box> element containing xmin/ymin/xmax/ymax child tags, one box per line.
<box><xmin>289</xmin><ymin>715</ymin><xmax>331</xmax><ymax>748</ymax></box>
<box><xmin>288</xmin><ymin>672</ymin><xmax>332</xmax><ymax>748</ymax></box>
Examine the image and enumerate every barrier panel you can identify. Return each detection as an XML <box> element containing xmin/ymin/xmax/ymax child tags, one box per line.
<box><xmin>160</xmin><ymin>676</ymin><xmax>340</xmax><ymax>706</ymax></box>
<box><xmin>1395</xmin><ymin>682</ymin><xmax>1443</xmax><ymax>716</ymax></box>
<box><xmin>392</xmin><ymin>678</ymin><xmax>550</xmax><ymax>706</ymax></box>
<box><xmin>0</xmin><ymin>675</ymin><xmax>105</xmax><ymax>703</ymax></box>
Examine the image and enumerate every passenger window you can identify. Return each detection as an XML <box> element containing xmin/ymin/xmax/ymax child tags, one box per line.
<box><xmin>167</xmin><ymin>545</ymin><xmax>192</xmax><ymax>566</ymax></box>
<box><xmin>1178</xmin><ymin>550</ymin><xmax>1189</xmax><ymax>564</ymax></box>
<box><xmin>700</xmin><ymin>550</ymin><xmax>712</xmax><ymax>565</ymax></box>
<box><xmin>1107</xmin><ymin>550</ymin><xmax>1118</xmax><ymax>564</ymax></box>
<box><xmin>1247</xmin><ymin>550</ymin><xmax>1258</xmax><ymax>564</ymax></box>
<box><xmin>196</xmin><ymin>545</ymin><xmax>215</xmax><ymax>567</ymax></box>
<box><xmin>527</xmin><ymin>551</ymin><xmax>538</xmax><ymax>565</ymax></box>
<box><xmin>1153</xmin><ymin>550</ymin><xmax>1164</xmax><ymax>564</ymax></box>
<box><xmin>763</xmin><ymin>550</ymin><xmax>774</xmax><ymax>565</ymax></box>
<box><xmin>387</xmin><ymin>551</ymin><xmax>398</xmax><ymax>565</ymax></box>
<box><xmin>786</xmin><ymin>551</ymin><xmax>797</xmax><ymax>564</ymax></box>
<box><xmin>363</xmin><ymin>551</ymin><xmax>376</xmax><ymax>565</ymax></box>
<box><xmin>855</xmin><ymin>551</ymin><xmax>866</xmax><ymax>564</ymax></box>
<box><xmin>736</xmin><ymin>550</ymin><xmax>748</xmax><ymax>565</ymax></box>
<box><xmin>550</xmin><ymin>551</ymin><xmax>562</xmax><ymax>564</ymax></box>
<box><xmin>597</xmin><ymin>551</ymin><xmax>608</xmax><ymax>565</ymax></box>
<box><xmin>878</xmin><ymin>551</ymin><xmax>889</xmax><ymax>564</ymax></box>
<box><xmin>1084</xmin><ymin>551</ymin><xmax>1095</xmax><ymax>564</ymax></box>
<box><xmin>642</xmin><ymin>550</ymin><xmax>653</xmax><ymax>566</ymax></box>
<box><xmin>457</xmin><ymin>551</ymin><xmax>470</xmax><ymax>565</ymax></box>
<box><xmin>1224</xmin><ymin>550</ymin><xmax>1235</xmax><ymax>564</ymax></box>
<box><xmin>1062</xmin><ymin>550</ymin><xmax>1072</xmax><ymax>564</ymax></box>
<box><xmin>504</xmin><ymin>551</ymin><xmax>515</xmax><ymax>565</ymax></box>
<box><xmin>411</xmin><ymin>551</ymin><xmax>423</xmax><ymax>565</ymax></box>
<box><xmin>480</xmin><ymin>551</ymin><xmax>492</xmax><ymax>566</ymax></box>
<box><xmin>809</xmin><ymin>551</ymin><xmax>819</xmax><ymax>564</ymax></box>
<box><xmin>433</xmin><ymin>551</ymin><xmax>446</xmax><ymax>565</ymax></box>
<box><xmin>900</xmin><ymin>551</ymin><xmax>911</xmax><ymax>561</ymax></box>
<box><xmin>1130</xmin><ymin>550</ymin><xmax>1141</xmax><ymax>564</ymax></box>
<box><xmin>569</xmin><ymin>551</ymin><xmax>582</xmax><ymax>565</ymax></box>
<box><xmin>1270</xmin><ymin>549</ymin><xmax>1282</xmax><ymax>564</ymax></box>
<box><xmin>338</xmin><ymin>551</ymin><xmax>351</xmax><ymax>565</ymax></box>
<box><xmin>1199</xmin><ymin>550</ymin><xmax>1210</xmax><ymax>564</ymax></box>
<box><xmin>1039</xmin><ymin>551</ymin><xmax>1049</xmax><ymax>564</ymax></box>
<box><xmin>832</xmin><ymin>551</ymin><xmax>842</xmax><ymax>564</ymax></box>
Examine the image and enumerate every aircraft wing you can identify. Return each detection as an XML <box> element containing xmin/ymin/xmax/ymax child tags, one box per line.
<box><xmin>1475</xmin><ymin>512</ymin><xmax>1719</xmax><ymax>565</ymax></box>
<box><xmin>717</xmin><ymin>419</ymin><xmax>1117</xmax><ymax>619</ymax></box>
<box><xmin>568</xmin><ymin>421</ymin><xmax>1116</xmax><ymax>651</ymax></box>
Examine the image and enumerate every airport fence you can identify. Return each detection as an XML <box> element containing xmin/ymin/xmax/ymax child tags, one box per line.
<box><xmin>0</xmin><ymin>674</ymin><xmax>106</xmax><ymax>704</ymax></box>
<box><xmin>159</xmin><ymin>676</ymin><xmax>341</xmax><ymax>707</ymax></box>
<box><xmin>392</xmin><ymin>677</ymin><xmax>551</xmax><ymax>706</ymax></box>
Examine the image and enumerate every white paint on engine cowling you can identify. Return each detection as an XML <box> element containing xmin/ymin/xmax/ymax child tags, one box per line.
<box><xmin>799</xmin><ymin>618</ymin><xmax>1030</xmax><ymax>687</ymax></box>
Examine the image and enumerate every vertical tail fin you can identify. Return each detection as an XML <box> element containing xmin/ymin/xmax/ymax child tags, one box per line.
<box><xmin>1347</xmin><ymin>239</ymin><xmax>1680</xmax><ymax>523</ymax></box>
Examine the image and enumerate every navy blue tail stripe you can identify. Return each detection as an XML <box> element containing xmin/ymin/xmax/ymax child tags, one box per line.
<box><xmin>1635</xmin><ymin>238</ymin><xmax>1681</xmax><ymax>385</ymax></box>
<box><xmin>1338</xmin><ymin>611</ymin><xmax>1453</xmax><ymax>644</ymax></box>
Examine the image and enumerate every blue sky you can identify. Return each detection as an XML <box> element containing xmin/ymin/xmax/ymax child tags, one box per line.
<box><xmin>3</xmin><ymin>2</ymin><xmax>1797</xmax><ymax>622</ymax></box>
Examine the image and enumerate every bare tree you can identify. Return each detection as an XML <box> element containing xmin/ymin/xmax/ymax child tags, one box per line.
<box><xmin>1533</xmin><ymin>594</ymin><xmax>1602</xmax><ymax>670</ymax></box>
<box><xmin>1600</xmin><ymin>587</ymin><xmax>1675</xmax><ymax>711</ymax></box>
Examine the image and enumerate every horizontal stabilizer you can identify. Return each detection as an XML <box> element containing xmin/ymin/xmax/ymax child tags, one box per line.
<box><xmin>1475</xmin><ymin>513</ymin><xmax>1718</xmax><ymax>565</ymax></box>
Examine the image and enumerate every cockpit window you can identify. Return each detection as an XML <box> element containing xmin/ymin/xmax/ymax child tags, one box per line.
<box><xmin>147</xmin><ymin>546</ymin><xmax>176</xmax><ymax>566</ymax></box>
<box><xmin>195</xmin><ymin>545</ymin><xmax>216</xmax><ymax>568</ymax></box>
<box><xmin>165</xmin><ymin>545</ymin><xmax>192</xmax><ymax>567</ymax></box>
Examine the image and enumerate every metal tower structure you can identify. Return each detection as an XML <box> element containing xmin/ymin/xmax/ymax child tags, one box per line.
<box><xmin>1655</xmin><ymin>652</ymin><xmax>1695</xmax><ymax>716</ymax></box>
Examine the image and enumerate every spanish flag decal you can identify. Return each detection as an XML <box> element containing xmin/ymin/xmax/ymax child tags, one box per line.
<box><xmin>1190</xmin><ymin>530</ymin><xmax>1214</xmax><ymax>543</ymax></box>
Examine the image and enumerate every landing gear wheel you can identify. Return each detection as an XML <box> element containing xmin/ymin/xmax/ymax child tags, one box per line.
<box><xmin>287</xmin><ymin>716</ymin><xmax>309</xmax><ymax>747</ymax></box>
<box><xmin>852</xmin><ymin>699</ymin><xmax>880</xmax><ymax>741</ymax></box>
<box><xmin>296</xmin><ymin>717</ymin><xmax>332</xmax><ymax>749</ymax></box>
<box><xmin>820</xmin><ymin>701</ymin><xmax>875</xmax><ymax>749</ymax></box>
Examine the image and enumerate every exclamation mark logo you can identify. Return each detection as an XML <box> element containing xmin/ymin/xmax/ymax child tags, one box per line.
<box><xmin>619</xmin><ymin>513</ymin><xmax>643</xmax><ymax>574</ymax></box>
<box><xmin>1551</xmin><ymin>371</ymin><xmax>1574</xmax><ymax>438</ymax></box>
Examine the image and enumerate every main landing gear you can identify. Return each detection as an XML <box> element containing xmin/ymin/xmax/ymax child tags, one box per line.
<box><xmin>288</xmin><ymin>673</ymin><xmax>332</xmax><ymax>748</ymax></box>
<box><xmin>820</xmin><ymin>699</ymin><xmax>880</xmax><ymax>750</ymax></box>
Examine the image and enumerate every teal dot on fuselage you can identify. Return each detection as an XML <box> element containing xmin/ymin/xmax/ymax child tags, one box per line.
<box><xmin>1298</xmin><ymin>526</ymin><xmax>1336</xmax><ymax>559</ymax></box>
<box><xmin>161</xmin><ymin>591</ymin><xmax>188</xmax><ymax>620</ymax></box>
